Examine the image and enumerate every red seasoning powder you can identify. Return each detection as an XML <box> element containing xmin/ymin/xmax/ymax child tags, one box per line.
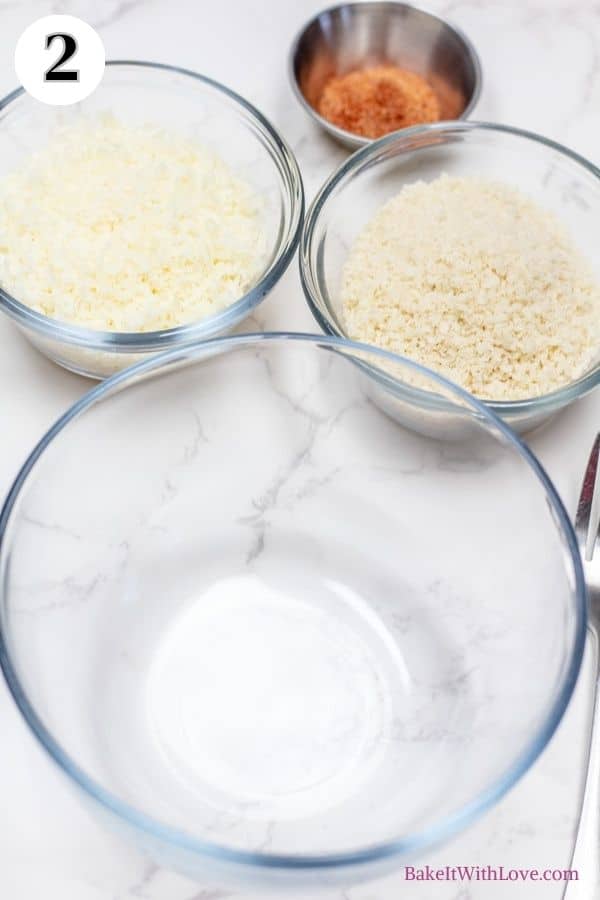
<box><xmin>318</xmin><ymin>65</ymin><xmax>441</xmax><ymax>139</ymax></box>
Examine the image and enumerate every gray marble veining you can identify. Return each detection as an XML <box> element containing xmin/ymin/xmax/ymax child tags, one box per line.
<box><xmin>0</xmin><ymin>1</ymin><xmax>598</xmax><ymax>898</ymax></box>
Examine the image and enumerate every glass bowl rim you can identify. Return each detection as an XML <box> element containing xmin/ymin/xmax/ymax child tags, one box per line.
<box><xmin>0</xmin><ymin>60</ymin><xmax>305</xmax><ymax>350</ymax></box>
<box><xmin>299</xmin><ymin>119</ymin><xmax>600</xmax><ymax>416</ymax></box>
<box><xmin>0</xmin><ymin>331</ymin><xmax>587</xmax><ymax>872</ymax></box>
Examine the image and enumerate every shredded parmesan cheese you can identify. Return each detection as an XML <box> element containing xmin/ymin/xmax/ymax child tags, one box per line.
<box><xmin>341</xmin><ymin>175</ymin><xmax>600</xmax><ymax>401</ymax></box>
<box><xmin>0</xmin><ymin>117</ymin><xmax>267</xmax><ymax>332</ymax></box>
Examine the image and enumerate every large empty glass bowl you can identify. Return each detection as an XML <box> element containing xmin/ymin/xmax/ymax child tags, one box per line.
<box><xmin>0</xmin><ymin>334</ymin><xmax>585</xmax><ymax>887</ymax></box>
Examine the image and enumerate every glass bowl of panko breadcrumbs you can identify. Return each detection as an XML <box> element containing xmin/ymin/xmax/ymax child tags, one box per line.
<box><xmin>0</xmin><ymin>61</ymin><xmax>303</xmax><ymax>378</ymax></box>
<box><xmin>300</xmin><ymin>121</ymin><xmax>600</xmax><ymax>437</ymax></box>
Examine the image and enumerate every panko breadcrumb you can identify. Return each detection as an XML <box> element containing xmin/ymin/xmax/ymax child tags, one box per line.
<box><xmin>341</xmin><ymin>175</ymin><xmax>600</xmax><ymax>401</ymax></box>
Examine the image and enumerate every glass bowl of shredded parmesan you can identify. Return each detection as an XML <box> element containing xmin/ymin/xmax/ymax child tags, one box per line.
<box><xmin>0</xmin><ymin>61</ymin><xmax>304</xmax><ymax>378</ymax></box>
<box><xmin>300</xmin><ymin>121</ymin><xmax>600</xmax><ymax>435</ymax></box>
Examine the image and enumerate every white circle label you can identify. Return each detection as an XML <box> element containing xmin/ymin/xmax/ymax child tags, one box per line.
<box><xmin>15</xmin><ymin>15</ymin><xmax>105</xmax><ymax>106</ymax></box>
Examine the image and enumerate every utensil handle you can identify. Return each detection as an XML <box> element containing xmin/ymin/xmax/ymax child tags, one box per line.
<box><xmin>563</xmin><ymin>627</ymin><xmax>600</xmax><ymax>899</ymax></box>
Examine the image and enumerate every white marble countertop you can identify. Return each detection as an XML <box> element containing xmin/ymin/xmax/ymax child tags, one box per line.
<box><xmin>1</xmin><ymin>0</ymin><xmax>599</xmax><ymax>897</ymax></box>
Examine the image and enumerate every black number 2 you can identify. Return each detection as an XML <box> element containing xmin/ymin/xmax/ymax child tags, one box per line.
<box><xmin>44</xmin><ymin>33</ymin><xmax>79</xmax><ymax>82</ymax></box>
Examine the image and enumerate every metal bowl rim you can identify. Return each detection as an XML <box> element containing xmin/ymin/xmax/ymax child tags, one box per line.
<box><xmin>288</xmin><ymin>0</ymin><xmax>483</xmax><ymax>148</ymax></box>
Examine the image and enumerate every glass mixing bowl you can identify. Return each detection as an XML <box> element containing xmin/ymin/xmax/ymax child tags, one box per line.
<box><xmin>0</xmin><ymin>62</ymin><xmax>303</xmax><ymax>378</ymax></box>
<box><xmin>0</xmin><ymin>334</ymin><xmax>585</xmax><ymax>888</ymax></box>
<box><xmin>300</xmin><ymin>121</ymin><xmax>600</xmax><ymax>436</ymax></box>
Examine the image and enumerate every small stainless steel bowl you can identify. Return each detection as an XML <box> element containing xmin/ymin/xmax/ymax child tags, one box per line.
<box><xmin>289</xmin><ymin>1</ymin><xmax>482</xmax><ymax>149</ymax></box>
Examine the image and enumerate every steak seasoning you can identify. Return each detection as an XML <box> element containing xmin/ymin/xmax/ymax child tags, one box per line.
<box><xmin>317</xmin><ymin>65</ymin><xmax>441</xmax><ymax>139</ymax></box>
